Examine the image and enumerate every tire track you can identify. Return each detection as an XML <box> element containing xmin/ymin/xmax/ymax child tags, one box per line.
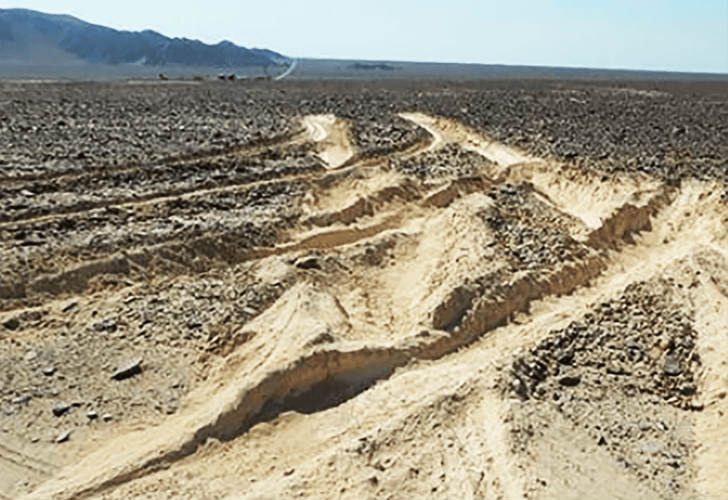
<box><xmin>0</xmin><ymin>441</ymin><xmax>55</xmax><ymax>476</ymax></box>
<box><xmin>0</xmin><ymin>118</ymin><xmax>439</xmax><ymax>308</ymax></box>
<box><xmin>27</xmin><ymin>166</ymin><xmax>723</xmax><ymax>500</ymax></box>
<box><xmin>0</xmin><ymin>115</ymin><xmax>430</xmax><ymax>230</ymax></box>
<box><xmin>0</xmin><ymin>129</ymin><xmax>309</xmax><ymax>187</ymax></box>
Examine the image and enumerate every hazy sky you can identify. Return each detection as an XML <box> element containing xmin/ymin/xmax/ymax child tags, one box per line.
<box><xmin>4</xmin><ymin>0</ymin><xmax>728</xmax><ymax>73</ymax></box>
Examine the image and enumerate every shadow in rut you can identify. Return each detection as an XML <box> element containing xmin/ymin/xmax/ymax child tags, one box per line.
<box><xmin>248</xmin><ymin>364</ymin><xmax>395</xmax><ymax>429</ymax></box>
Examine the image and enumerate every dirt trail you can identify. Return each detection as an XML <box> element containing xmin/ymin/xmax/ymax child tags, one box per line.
<box><xmin>400</xmin><ymin>112</ymin><xmax>665</xmax><ymax>237</ymax></box>
<box><xmin>400</xmin><ymin>111</ymin><xmax>534</xmax><ymax>167</ymax></box>
<box><xmin>12</xmin><ymin>111</ymin><xmax>728</xmax><ymax>500</ymax></box>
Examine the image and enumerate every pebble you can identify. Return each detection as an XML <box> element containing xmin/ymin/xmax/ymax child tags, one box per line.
<box><xmin>2</xmin><ymin>318</ymin><xmax>20</xmax><ymax>330</ymax></box>
<box><xmin>93</xmin><ymin>318</ymin><xmax>118</xmax><ymax>333</ymax></box>
<box><xmin>558</xmin><ymin>375</ymin><xmax>581</xmax><ymax>387</ymax></box>
<box><xmin>111</xmin><ymin>358</ymin><xmax>143</xmax><ymax>381</ymax></box>
<box><xmin>55</xmin><ymin>430</ymin><xmax>71</xmax><ymax>443</ymax></box>
<box><xmin>663</xmin><ymin>355</ymin><xmax>683</xmax><ymax>376</ymax></box>
<box><xmin>52</xmin><ymin>401</ymin><xmax>71</xmax><ymax>417</ymax></box>
<box><xmin>61</xmin><ymin>301</ymin><xmax>79</xmax><ymax>313</ymax></box>
<box><xmin>12</xmin><ymin>394</ymin><xmax>32</xmax><ymax>405</ymax></box>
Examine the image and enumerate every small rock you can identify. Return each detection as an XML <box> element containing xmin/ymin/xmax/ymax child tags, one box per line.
<box><xmin>101</xmin><ymin>413</ymin><xmax>113</xmax><ymax>422</ymax></box>
<box><xmin>663</xmin><ymin>355</ymin><xmax>682</xmax><ymax>376</ymax></box>
<box><xmin>111</xmin><ymin>358</ymin><xmax>143</xmax><ymax>381</ymax></box>
<box><xmin>2</xmin><ymin>318</ymin><xmax>20</xmax><ymax>331</ymax></box>
<box><xmin>93</xmin><ymin>318</ymin><xmax>118</xmax><ymax>333</ymax></box>
<box><xmin>556</xmin><ymin>350</ymin><xmax>574</xmax><ymax>365</ymax></box>
<box><xmin>679</xmin><ymin>383</ymin><xmax>696</xmax><ymax>396</ymax></box>
<box><xmin>41</xmin><ymin>366</ymin><xmax>56</xmax><ymax>376</ymax></box>
<box><xmin>690</xmin><ymin>400</ymin><xmax>704</xmax><ymax>411</ymax></box>
<box><xmin>55</xmin><ymin>430</ymin><xmax>71</xmax><ymax>443</ymax></box>
<box><xmin>52</xmin><ymin>401</ymin><xmax>71</xmax><ymax>417</ymax></box>
<box><xmin>284</xmin><ymin>468</ymin><xmax>295</xmax><ymax>476</ymax></box>
<box><xmin>558</xmin><ymin>374</ymin><xmax>581</xmax><ymax>387</ymax></box>
<box><xmin>12</xmin><ymin>394</ymin><xmax>31</xmax><ymax>405</ymax></box>
<box><xmin>61</xmin><ymin>301</ymin><xmax>79</xmax><ymax>313</ymax></box>
<box><xmin>186</xmin><ymin>320</ymin><xmax>203</xmax><ymax>330</ymax></box>
<box><xmin>294</xmin><ymin>256</ymin><xmax>322</xmax><ymax>270</ymax></box>
<box><xmin>86</xmin><ymin>410</ymin><xmax>98</xmax><ymax>420</ymax></box>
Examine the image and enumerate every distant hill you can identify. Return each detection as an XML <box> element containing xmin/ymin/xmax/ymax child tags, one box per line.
<box><xmin>0</xmin><ymin>8</ymin><xmax>287</xmax><ymax>69</ymax></box>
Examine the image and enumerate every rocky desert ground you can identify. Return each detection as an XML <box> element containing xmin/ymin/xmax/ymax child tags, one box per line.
<box><xmin>0</xmin><ymin>79</ymin><xmax>726</xmax><ymax>499</ymax></box>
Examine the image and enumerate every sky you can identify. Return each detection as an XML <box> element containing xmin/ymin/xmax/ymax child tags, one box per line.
<box><xmin>4</xmin><ymin>0</ymin><xmax>728</xmax><ymax>73</ymax></box>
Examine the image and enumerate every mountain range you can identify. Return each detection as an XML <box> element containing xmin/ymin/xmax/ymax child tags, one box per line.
<box><xmin>0</xmin><ymin>8</ymin><xmax>287</xmax><ymax>69</ymax></box>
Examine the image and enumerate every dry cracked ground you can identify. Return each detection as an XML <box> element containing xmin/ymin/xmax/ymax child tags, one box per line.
<box><xmin>0</xmin><ymin>80</ymin><xmax>726</xmax><ymax>499</ymax></box>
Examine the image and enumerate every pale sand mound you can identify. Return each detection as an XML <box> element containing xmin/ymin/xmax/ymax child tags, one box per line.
<box><xmin>302</xmin><ymin>114</ymin><xmax>355</xmax><ymax>168</ymax></box>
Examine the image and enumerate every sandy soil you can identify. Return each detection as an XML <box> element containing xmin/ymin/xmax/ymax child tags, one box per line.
<box><xmin>1</xmin><ymin>97</ymin><xmax>726</xmax><ymax>499</ymax></box>
<box><xmin>302</xmin><ymin>114</ymin><xmax>355</xmax><ymax>168</ymax></box>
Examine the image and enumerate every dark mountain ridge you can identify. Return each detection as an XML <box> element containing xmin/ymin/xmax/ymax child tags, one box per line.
<box><xmin>0</xmin><ymin>8</ymin><xmax>287</xmax><ymax>67</ymax></box>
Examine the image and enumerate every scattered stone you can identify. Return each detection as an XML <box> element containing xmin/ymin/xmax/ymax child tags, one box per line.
<box><xmin>663</xmin><ymin>355</ymin><xmax>683</xmax><ymax>376</ymax></box>
<box><xmin>93</xmin><ymin>318</ymin><xmax>118</xmax><ymax>333</ymax></box>
<box><xmin>52</xmin><ymin>401</ymin><xmax>71</xmax><ymax>417</ymax></box>
<box><xmin>111</xmin><ymin>358</ymin><xmax>143</xmax><ymax>381</ymax></box>
<box><xmin>55</xmin><ymin>430</ymin><xmax>71</xmax><ymax>443</ymax></box>
<box><xmin>556</xmin><ymin>350</ymin><xmax>574</xmax><ymax>365</ymax></box>
<box><xmin>12</xmin><ymin>394</ymin><xmax>31</xmax><ymax>405</ymax></box>
<box><xmin>294</xmin><ymin>256</ymin><xmax>322</xmax><ymax>270</ymax></box>
<box><xmin>86</xmin><ymin>410</ymin><xmax>98</xmax><ymax>420</ymax></box>
<box><xmin>102</xmin><ymin>413</ymin><xmax>113</xmax><ymax>422</ymax></box>
<box><xmin>41</xmin><ymin>366</ymin><xmax>56</xmax><ymax>376</ymax></box>
<box><xmin>558</xmin><ymin>375</ymin><xmax>581</xmax><ymax>387</ymax></box>
<box><xmin>679</xmin><ymin>384</ymin><xmax>696</xmax><ymax>396</ymax></box>
<box><xmin>2</xmin><ymin>318</ymin><xmax>20</xmax><ymax>331</ymax></box>
<box><xmin>61</xmin><ymin>301</ymin><xmax>79</xmax><ymax>313</ymax></box>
